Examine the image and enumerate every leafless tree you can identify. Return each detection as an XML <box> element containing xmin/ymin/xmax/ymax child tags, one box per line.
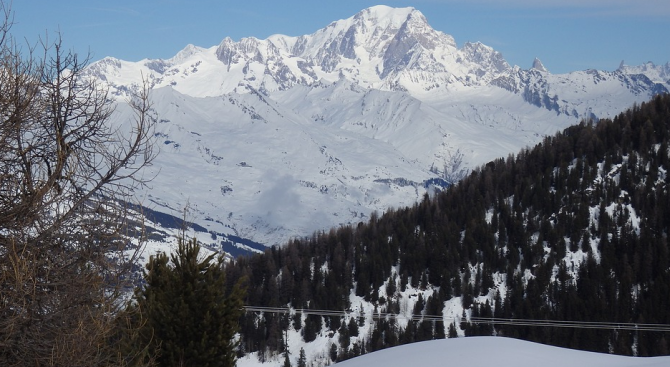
<box><xmin>0</xmin><ymin>3</ymin><xmax>157</xmax><ymax>366</ymax></box>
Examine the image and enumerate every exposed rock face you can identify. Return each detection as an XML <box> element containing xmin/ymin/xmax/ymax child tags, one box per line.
<box><xmin>532</xmin><ymin>57</ymin><xmax>548</xmax><ymax>73</ymax></box>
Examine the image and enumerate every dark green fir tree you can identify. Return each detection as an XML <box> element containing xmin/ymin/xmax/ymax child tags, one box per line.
<box><xmin>132</xmin><ymin>238</ymin><xmax>246</xmax><ymax>367</ymax></box>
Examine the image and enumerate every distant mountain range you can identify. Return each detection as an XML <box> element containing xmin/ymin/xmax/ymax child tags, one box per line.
<box><xmin>85</xmin><ymin>5</ymin><xmax>670</xmax><ymax>252</ymax></box>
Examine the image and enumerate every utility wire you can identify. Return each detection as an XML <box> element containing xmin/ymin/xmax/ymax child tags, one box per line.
<box><xmin>243</xmin><ymin>306</ymin><xmax>670</xmax><ymax>332</ymax></box>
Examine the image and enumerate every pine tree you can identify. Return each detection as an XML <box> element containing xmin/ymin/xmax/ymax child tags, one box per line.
<box><xmin>132</xmin><ymin>238</ymin><xmax>246</xmax><ymax>367</ymax></box>
<box><xmin>283</xmin><ymin>352</ymin><xmax>292</xmax><ymax>367</ymax></box>
<box><xmin>330</xmin><ymin>343</ymin><xmax>338</xmax><ymax>362</ymax></box>
<box><xmin>448</xmin><ymin>322</ymin><xmax>459</xmax><ymax>338</ymax></box>
<box><xmin>297</xmin><ymin>348</ymin><xmax>307</xmax><ymax>367</ymax></box>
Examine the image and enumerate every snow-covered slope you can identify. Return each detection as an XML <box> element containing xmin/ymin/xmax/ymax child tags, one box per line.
<box><xmin>89</xmin><ymin>6</ymin><xmax>669</xmax><ymax>249</ymax></box>
<box><xmin>321</xmin><ymin>337</ymin><xmax>670</xmax><ymax>367</ymax></box>
<box><xmin>122</xmin><ymin>86</ymin><xmax>440</xmax><ymax>247</ymax></box>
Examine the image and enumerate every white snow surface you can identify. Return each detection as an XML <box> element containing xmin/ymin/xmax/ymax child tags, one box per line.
<box><xmin>329</xmin><ymin>337</ymin><xmax>670</xmax><ymax>367</ymax></box>
<box><xmin>87</xmin><ymin>6</ymin><xmax>669</xmax><ymax>249</ymax></box>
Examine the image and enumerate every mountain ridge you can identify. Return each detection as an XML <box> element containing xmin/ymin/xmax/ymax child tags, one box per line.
<box><xmin>85</xmin><ymin>5</ymin><xmax>668</xmax><ymax>100</ymax></box>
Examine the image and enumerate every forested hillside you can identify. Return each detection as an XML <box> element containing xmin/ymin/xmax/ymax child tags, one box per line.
<box><xmin>224</xmin><ymin>95</ymin><xmax>670</xmax><ymax>362</ymax></box>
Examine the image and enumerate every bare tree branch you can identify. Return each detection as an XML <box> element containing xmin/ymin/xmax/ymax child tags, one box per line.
<box><xmin>0</xmin><ymin>3</ymin><xmax>157</xmax><ymax>366</ymax></box>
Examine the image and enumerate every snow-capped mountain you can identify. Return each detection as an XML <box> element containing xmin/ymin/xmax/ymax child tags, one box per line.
<box><xmin>88</xmin><ymin>5</ymin><xmax>669</xmax><ymax>250</ymax></box>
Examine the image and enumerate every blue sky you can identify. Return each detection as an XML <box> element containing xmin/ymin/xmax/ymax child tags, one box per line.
<box><xmin>9</xmin><ymin>0</ymin><xmax>670</xmax><ymax>74</ymax></box>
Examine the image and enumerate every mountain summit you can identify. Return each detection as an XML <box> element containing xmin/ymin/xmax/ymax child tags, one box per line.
<box><xmin>531</xmin><ymin>57</ymin><xmax>548</xmax><ymax>72</ymax></box>
<box><xmin>86</xmin><ymin>6</ymin><xmax>669</xmax><ymax>250</ymax></box>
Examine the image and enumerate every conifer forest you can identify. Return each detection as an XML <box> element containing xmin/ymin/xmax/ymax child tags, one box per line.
<box><xmin>225</xmin><ymin>95</ymin><xmax>670</xmax><ymax>359</ymax></box>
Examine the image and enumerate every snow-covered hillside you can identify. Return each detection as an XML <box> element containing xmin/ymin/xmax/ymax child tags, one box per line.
<box><xmin>88</xmin><ymin>5</ymin><xmax>669</xmax><ymax>250</ymax></box>
<box><xmin>318</xmin><ymin>337</ymin><xmax>670</xmax><ymax>367</ymax></box>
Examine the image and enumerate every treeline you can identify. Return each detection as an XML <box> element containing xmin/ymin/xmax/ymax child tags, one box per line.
<box><xmin>225</xmin><ymin>94</ymin><xmax>670</xmax><ymax>360</ymax></box>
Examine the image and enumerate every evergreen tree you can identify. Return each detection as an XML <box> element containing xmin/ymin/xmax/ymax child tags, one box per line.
<box><xmin>303</xmin><ymin>315</ymin><xmax>321</xmax><ymax>342</ymax></box>
<box><xmin>448</xmin><ymin>322</ymin><xmax>459</xmax><ymax>338</ymax></box>
<box><xmin>297</xmin><ymin>348</ymin><xmax>307</xmax><ymax>367</ymax></box>
<box><xmin>348</xmin><ymin>316</ymin><xmax>360</xmax><ymax>337</ymax></box>
<box><xmin>132</xmin><ymin>238</ymin><xmax>246</xmax><ymax>367</ymax></box>
<box><xmin>330</xmin><ymin>343</ymin><xmax>339</xmax><ymax>362</ymax></box>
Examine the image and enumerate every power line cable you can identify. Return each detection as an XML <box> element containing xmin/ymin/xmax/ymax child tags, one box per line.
<box><xmin>242</xmin><ymin>306</ymin><xmax>670</xmax><ymax>332</ymax></box>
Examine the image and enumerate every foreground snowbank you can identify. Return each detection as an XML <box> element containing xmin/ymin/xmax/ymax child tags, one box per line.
<box><xmin>334</xmin><ymin>337</ymin><xmax>670</xmax><ymax>367</ymax></box>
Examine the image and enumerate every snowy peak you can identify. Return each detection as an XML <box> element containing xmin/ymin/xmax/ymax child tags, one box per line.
<box><xmin>532</xmin><ymin>57</ymin><xmax>548</xmax><ymax>73</ymax></box>
<box><xmin>358</xmin><ymin>5</ymin><xmax>417</xmax><ymax>27</ymax></box>
<box><xmin>618</xmin><ymin>60</ymin><xmax>670</xmax><ymax>85</ymax></box>
<box><xmin>215</xmin><ymin>36</ymin><xmax>285</xmax><ymax>73</ymax></box>
<box><xmin>169</xmin><ymin>44</ymin><xmax>205</xmax><ymax>64</ymax></box>
<box><xmin>290</xmin><ymin>5</ymin><xmax>456</xmax><ymax>75</ymax></box>
<box><xmin>455</xmin><ymin>42</ymin><xmax>511</xmax><ymax>84</ymax></box>
<box><xmin>352</xmin><ymin>5</ymin><xmax>451</xmax><ymax>51</ymax></box>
